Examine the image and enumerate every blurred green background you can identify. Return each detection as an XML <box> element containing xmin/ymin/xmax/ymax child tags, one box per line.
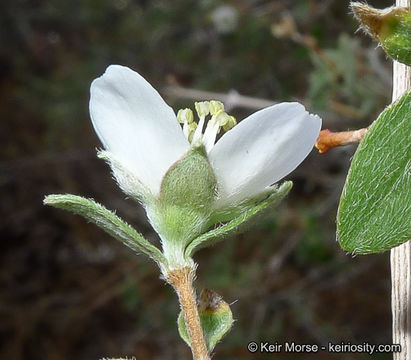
<box><xmin>0</xmin><ymin>0</ymin><xmax>396</xmax><ymax>359</ymax></box>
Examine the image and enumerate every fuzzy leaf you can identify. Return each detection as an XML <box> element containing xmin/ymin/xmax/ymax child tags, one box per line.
<box><xmin>44</xmin><ymin>194</ymin><xmax>166</xmax><ymax>265</ymax></box>
<box><xmin>337</xmin><ymin>91</ymin><xmax>411</xmax><ymax>254</ymax></box>
<box><xmin>178</xmin><ymin>289</ymin><xmax>233</xmax><ymax>352</ymax></box>
<box><xmin>185</xmin><ymin>181</ymin><xmax>292</xmax><ymax>258</ymax></box>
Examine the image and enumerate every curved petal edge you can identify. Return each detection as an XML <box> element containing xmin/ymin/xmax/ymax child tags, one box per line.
<box><xmin>209</xmin><ymin>102</ymin><xmax>321</xmax><ymax>208</ymax></box>
<box><xmin>89</xmin><ymin>65</ymin><xmax>190</xmax><ymax>196</ymax></box>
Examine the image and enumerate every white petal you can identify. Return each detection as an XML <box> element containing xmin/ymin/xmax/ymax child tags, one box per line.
<box><xmin>209</xmin><ymin>102</ymin><xmax>321</xmax><ymax>207</ymax></box>
<box><xmin>90</xmin><ymin>65</ymin><xmax>190</xmax><ymax>196</ymax></box>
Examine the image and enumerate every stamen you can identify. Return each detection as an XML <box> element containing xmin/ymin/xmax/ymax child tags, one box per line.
<box><xmin>215</xmin><ymin>110</ymin><xmax>230</xmax><ymax>125</ymax></box>
<box><xmin>177</xmin><ymin>100</ymin><xmax>237</xmax><ymax>150</ymax></box>
<box><xmin>192</xmin><ymin>115</ymin><xmax>205</xmax><ymax>144</ymax></box>
<box><xmin>203</xmin><ymin>116</ymin><xmax>220</xmax><ymax>152</ymax></box>
<box><xmin>186</xmin><ymin>122</ymin><xmax>197</xmax><ymax>142</ymax></box>
<box><xmin>214</xmin><ymin>111</ymin><xmax>228</xmax><ymax>134</ymax></box>
<box><xmin>195</xmin><ymin>101</ymin><xmax>211</xmax><ymax>118</ymax></box>
<box><xmin>209</xmin><ymin>100</ymin><xmax>224</xmax><ymax>115</ymax></box>
<box><xmin>177</xmin><ymin>108</ymin><xmax>194</xmax><ymax>124</ymax></box>
<box><xmin>203</xmin><ymin>110</ymin><xmax>230</xmax><ymax>150</ymax></box>
<box><xmin>222</xmin><ymin>115</ymin><xmax>236</xmax><ymax>132</ymax></box>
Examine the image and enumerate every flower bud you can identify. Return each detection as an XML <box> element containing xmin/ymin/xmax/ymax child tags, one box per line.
<box><xmin>351</xmin><ymin>2</ymin><xmax>411</xmax><ymax>66</ymax></box>
<box><xmin>148</xmin><ymin>146</ymin><xmax>216</xmax><ymax>268</ymax></box>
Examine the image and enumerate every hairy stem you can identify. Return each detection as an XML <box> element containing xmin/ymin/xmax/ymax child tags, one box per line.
<box><xmin>167</xmin><ymin>267</ymin><xmax>210</xmax><ymax>360</ymax></box>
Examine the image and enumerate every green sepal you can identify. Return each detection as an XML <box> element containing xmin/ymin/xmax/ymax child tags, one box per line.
<box><xmin>97</xmin><ymin>150</ymin><xmax>153</xmax><ymax>204</ymax></box>
<box><xmin>185</xmin><ymin>181</ymin><xmax>292</xmax><ymax>258</ymax></box>
<box><xmin>160</xmin><ymin>145</ymin><xmax>216</xmax><ymax>210</ymax></box>
<box><xmin>337</xmin><ymin>91</ymin><xmax>411</xmax><ymax>254</ymax></box>
<box><xmin>178</xmin><ymin>289</ymin><xmax>233</xmax><ymax>352</ymax></box>
<box><xmin>351</xmin><ymin>3</ymin><xmax>411</xmax><ymax>66</ymax></box>
<box><xmin>44</xmin><ymin>194</ymin><xmax>166</xmax><ymax>266</ymax></box>
<box><xmin>153</xmin><ymin>145</ymin><xmax>217</xmax><ymax>248</ymax></box>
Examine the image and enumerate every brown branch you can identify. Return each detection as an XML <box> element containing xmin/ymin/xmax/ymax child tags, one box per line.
<box><xmin>167</xmin><ymin>267</ymin><xmax>210</xmax><ymax>360</ymax></box>
<box><xmin>315</xmin><ymin>127</ymin><xmax>369</xmax><ymax>154</ymax></box>
<box><xmin>272</xmin><ymin>14</ymin><xmax>337</xmax><ymax>72</ymax></box>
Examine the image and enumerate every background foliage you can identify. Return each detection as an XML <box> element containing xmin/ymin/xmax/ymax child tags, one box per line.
<box><xmin>0</xmin><ymin>0</ymin><xmax>395</xmax><ymax>359</ymax></box>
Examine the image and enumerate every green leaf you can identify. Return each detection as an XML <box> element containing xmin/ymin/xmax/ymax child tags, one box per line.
<box><xmin>184</xmin><ymin>181</ymin><xmax>292</xmax><ymax>258</ymax></box>
<box><xmin>178</xmin><ymin>289</ymin><xmax>233</xmax><ymax>352</ymax></box>
<box><xmin>337</xmin><ymin>91</ymin><xmax>411</xmax><ymax>254</ymax></box>
<box><xmin>44</xmin><ymin>194</ymin><xmax>166</xmax><ymax>265</ymax></box>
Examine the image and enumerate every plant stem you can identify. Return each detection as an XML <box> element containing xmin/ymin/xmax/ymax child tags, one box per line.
<box><xmin>391</xmin><ymin>1</ymin><xmax>411</xmax><ymax>359</ymax></box>
<box><xmin>167</xmin><ymin>267</ymin><xmax>210</xmax><ymax>360</ymax></box>
<box><xmin>315</xmin><ymin>127</ymin><xmax>369</xmax><ymax>154</ymax></box>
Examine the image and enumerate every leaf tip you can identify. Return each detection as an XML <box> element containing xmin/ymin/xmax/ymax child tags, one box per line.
<box><xmin>43</xmin><ymin>194</ymin><xmax>58</xmax><ymax>206</ymax></box>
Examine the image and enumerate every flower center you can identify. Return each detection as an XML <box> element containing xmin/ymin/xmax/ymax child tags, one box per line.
<box><xmin>177</xmin><ymin>100</ymin><xmax>237</xmax><ymax>152</ymax></box>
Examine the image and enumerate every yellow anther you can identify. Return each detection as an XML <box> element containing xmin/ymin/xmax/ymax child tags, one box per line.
<box><xmin>209</xmin><ymin>100</ymin><xmax>225</xmax><ymax>115</ymax></box>
<box><xmin>214</xmin><ymin>110</ymin><xmax>230</xmax><ymax>126</ymax></box>
<box><xmin>210</xmin><ymin>110</ymin><xmax>231</xmax><ymax>134</ymax></box>
<box><xmin>222</xmin><ymin>115</ymin><xmax>236</xmax><ymax>131</ymax></box>
<box><xmin>177</xmin><ymin>108</ymin><xmax>194</xmax><ymax>124</ymax></box>
<box><xmin>195</xmin><ymin>101</ymin><xmax>210</xmax><ymax>118</ymax></box>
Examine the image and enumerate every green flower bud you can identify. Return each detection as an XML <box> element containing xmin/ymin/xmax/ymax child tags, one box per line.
<box><xmin>149</xmin><ymin>145</ymin><xmax>217</xmax><ymax>269</ymax></box>
<box><xmin>178</xmin><ymin>289</ymin><xmax>233</xmax><ymax>352</ymax></box>
<box><xmin>351</xmin><ymin>2</ymin><xmax>411</xmax><ymax>66</ymax></box>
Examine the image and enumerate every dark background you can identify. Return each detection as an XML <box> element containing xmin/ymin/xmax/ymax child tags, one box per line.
<box><xmin>0</xmin><ymin>0</ymin><xmax>395</xmax><ymax>359</ymax></box>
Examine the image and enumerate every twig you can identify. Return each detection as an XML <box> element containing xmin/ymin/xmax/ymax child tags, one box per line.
<box><xmin>165</xmin><ymin>85</ymin><xmax>363</xmax><ymax>121</ymax></box>
<box><xmin>390</xmin><ymin>2</ymin><xmax>411</xmax><ymax>359</ymax></box>
<box><xmin>315</xmin><ymin>127</ymin><xmax>369</xmax><ymax>154</ymax></box>
<box><xmin>164</xmin><ymin>85</ymin><xmax>276</xmax><ymax>111</ymax></box>
<box><xmin>272</xmin><ymin>14</ymin><xmax>337</xmax><ymax>72</ymax></box>
<box><xmin>167</xmin><ymin>267</ymin><xmax>210</xmax><ymax>360</ymax></box>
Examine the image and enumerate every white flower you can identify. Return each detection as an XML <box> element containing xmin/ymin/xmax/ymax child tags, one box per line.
<box><xmin>90</xmin><ymin>65</ymin><xmax>321</xmax><ymax>207</ymax></box>
<box><xmin>89</xmin><ymin>65</ymin><xmax>321</xmax><ymax>266</ymax></box>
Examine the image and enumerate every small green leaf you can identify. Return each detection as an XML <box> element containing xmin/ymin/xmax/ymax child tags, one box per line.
<box><xmin>178</xmin><ymin>289</ymin><xmax>233</xmax><ymax>352</ymax></box>
<box><xmin>44</xmin><ymin>194</ymin><xmax>166</xmax><ymax>265</ymax></box>
<box><xmin>185</xmin><ymin>181</ymin><xmax>292</xmax><ymax>258</ymax></box>
<box><xmin>337</xmin><ymin>91</ymin><xmax>411</xmax><ymax>254</ymax></box>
